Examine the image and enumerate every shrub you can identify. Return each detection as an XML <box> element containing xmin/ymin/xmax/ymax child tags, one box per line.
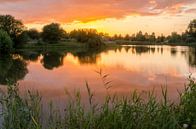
<box><xmin>87</xmin><ymin>37</ymin><xmax>103</xmax><ymax>48</ymax></box>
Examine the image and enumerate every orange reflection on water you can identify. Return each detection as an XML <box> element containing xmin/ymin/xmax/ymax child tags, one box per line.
<box><xmin>12</xmin><ymin>45</ymin><xmax>196</xmax><ymax>103</ymax></box>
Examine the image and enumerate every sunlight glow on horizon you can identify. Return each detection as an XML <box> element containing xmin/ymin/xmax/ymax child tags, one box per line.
<box><xmin>2</xmin><ymin>0</ymin><xmax>195</xmax><ymax>36</ymax></box>
<box><xmin>26</xmin><ymin>13</ymin><xmax>195</xmax><ymax>36</ymax></box>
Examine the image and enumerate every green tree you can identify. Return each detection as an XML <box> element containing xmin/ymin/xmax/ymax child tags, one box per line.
<box><xmin>42</xmin><ymin>23</ymin><xmax>65</xmax><ymax>43</ymax></box>
<box><xmin>168</xmin><ymin>32</ymin><xmax>181</xmax><ymax>43</ymax></box>
<box><xmin>0</xmin><ymin>30</ymin><xmax>13</xmax><ymax>53</ymax></box>
<box><xmin>136</xmin><ymin>31</ymin><xmax>145</xmax><ymax>41</ymax></box>
<box><xmin>149</xmin><ymin>32</ymin><xmax>156</xmax><ymax>42</ymax></box>
<box><xmin>15</xmin><ymin>31</ymin><xmax>30</xmax><ymax>45</ymax></box>
<box><xmin>124</xmin><ymin>34</ymin><xmax>130</xmax><ymax>40</ymax></box>
<box><xmin>27</xmin><ymin>29</ymin><xmax>40</xmax><ymax>40</ymax></box>
<box><xmin>156</xmin><ymin>34</ymin><xmax>165</xmax><ymax>43</ymax></box>
<box><xmin>69</xmin><ymin>29</ymin><xmax>103</xmax><ymax>47</ymax></box>
<box><xmin>188</xmin><ymin>19</ymin><xmax>196</xmax><ymax>38</ymax></box>
<box><xmin>186</xmin><ymin>19</ymin><xmax>196</xmax><ymax>42</ymax></box>
<box><xmin>0</xmin><ymin>15</ymin><xmax>25</xmax><ymax>44</ymax></box>
<box><xmin>144</xmin><ymin>32</ymin><xmax>149</xmax><ymax>41</ymax></box>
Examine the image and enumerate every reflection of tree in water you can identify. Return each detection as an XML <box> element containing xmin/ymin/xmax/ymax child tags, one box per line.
<box><xmin>131</xmin><ymin>46</ymin><xmax>150</xmax><ymax>55</ymax></box>
<box><xmin>187</xmin><ymin>47</ymin><xmax>196</xmax><ymax>67</ymax></box>
<box><xmin>16</xmin><ymin>51</ymin><xmax>41</xmax><ymax>62</ymax></box>
<box><xmin>150</xmin><ymin>48</ymin><xmax>155</xmax><ymax>53</ymax></box>
<box><xmin>73</xmin><ymin>49</ymin><xmax>101</xmax><ymax>65</ymax></box>
<box><xmin>170</xmin><ymin>48</ymin><xmax>177</xmax><ymax>57</ymax></box>
<box><xmin>41</xmin><ymin>52</ymin><xmax>65</xmax><ymax>70</ymax></box>
<box><xmin>125</xmin><ymin>46</ymin><xmax>131</xmax><ymax>53</ymax></box>
<box><xmin>0</xmin><ymin>55</ymin><xmax>28</xmax><ymax>85</ymax></box>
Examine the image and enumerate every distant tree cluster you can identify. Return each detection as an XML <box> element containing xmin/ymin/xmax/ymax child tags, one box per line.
<box><xmin>112</xmin><ymin>31</ymin><xmax>156</xmax><ymax>42</ymax></box>
<box><xmin>109</xmin><ymin>20</ymin><xmax>196</xmax><ymax>44</ymax></box>
<box><xmin>70</xmin><ymin>29</ymin><xmax>103</xmax><ymax>48</ymax></box>
<box><xmin>0</xmin><ymin>14</ymin><xmax>105</xmax><ymax>53</ymax></box>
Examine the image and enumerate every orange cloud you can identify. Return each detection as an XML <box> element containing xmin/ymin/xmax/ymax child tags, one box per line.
<box><xmin>0</xmin><ymin>0</ymin><xmax>195</xmax><ymax>24</ymax></box>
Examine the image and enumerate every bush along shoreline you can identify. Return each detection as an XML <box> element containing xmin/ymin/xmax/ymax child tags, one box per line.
<box><xmin>0</xmin><ymin>77</ymin><xmax>195</xmax><ymax>129</ymax></box>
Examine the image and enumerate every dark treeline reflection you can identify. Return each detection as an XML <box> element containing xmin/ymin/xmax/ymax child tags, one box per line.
<box><xmin>72</xmin><ymin>49</ymin><xmax>102</xmax><ymax>65</ymax></box>
<box><xmin>41</xmin><ymin>52</ymin><xmax>65</xmax><ymax>70</ymax></box>
<box><xmin>0</xmin><ymin>54</ymin><xmax>28</xmax><ymax>85</ymax></box>
<box><xmin>188</xmin><ymin>47</ymin><xmax>196</xmax><ymax>67</ymax></box>
<box><xmin>18</xmin><ymin>51</ymin><xmax>41</xmax><ymax>62</ymax></box>
<box><xmin>1</xmin><ymin>45</ymin><xmax>196</xmax><ymax>85</ymax></box>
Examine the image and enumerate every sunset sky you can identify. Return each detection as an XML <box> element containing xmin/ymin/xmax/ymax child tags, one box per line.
<box><xmin>0</xmin><ymin>0</ymin><xmax>196</xmax><ymax>36</ymax></box>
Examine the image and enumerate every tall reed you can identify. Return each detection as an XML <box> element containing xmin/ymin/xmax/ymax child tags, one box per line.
<box><xmin>0</xmin><ymin>77</ymin><xmax>195</xmax><ymax>129</ymax></box>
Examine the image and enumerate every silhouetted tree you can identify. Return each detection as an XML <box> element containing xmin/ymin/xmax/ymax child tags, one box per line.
<box><xmin>42</xmin><ymin>23</ymin><xmax>65</xmax><ymax>43</ymax></box>
<box><xmin>69</xmin><ymin>29</ymin><xmax>103</xmax><ymax>47</ymax></box>
<box><xmin>149</xmin><ymin>32</ymin><xmax>156</xmax><ymax>42</ymax></box>
<box><xmin>136</xmin><ymin>31</ymin><xmax>145</xmax><ymax>41</ymax></box>
<box><xmin>144</xmin><ymin>32</ymin><xmax>149</xmax><ymax>41</ymax></box>
<box><xmin>16</xmin><ymin>31</ymin><xmax>30</xmax><ymax>44</ymax></box>
<box><xmin>188</xmin><ymin>19</ymin><xmax>196</xmax><ymax>38</ymax></box>
<box><xmin>27</xmin><ymin>29</ymin><xmax>40</xmax><ymax>40</ymax></box>
<box><xmin>156</xmin><ymin>34</ymin><xmax>166</xmax><ymax>43</ymax></box>
<box><xmin>0</xmin><ymin>15</ymin><xmax>25</xmax><ymax>44</ymax></box>
<box><xmin>124</xmin><ymin>34</ymin><xmax>130</xmax><ymax>40</ymax></box>
<box><xmin>168</xmin><ymin>32</ymin><xmax>181</xmax><ymax>43</ymax></box>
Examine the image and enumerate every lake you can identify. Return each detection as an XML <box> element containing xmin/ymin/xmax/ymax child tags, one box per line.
<box><xmin>0</xmin><ymin>45</ymin><xmax>196</xmax><ymax>103</ymax></box>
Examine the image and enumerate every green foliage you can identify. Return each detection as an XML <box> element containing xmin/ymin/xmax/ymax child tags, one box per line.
<box><xmin>15</xmin><ymin>31</ymin><xmax>30</xmax><ymax>45</ymax></box>
<box><xmin>111</xmin><ymin>19</ymin><xmax>196</xmax><ymax>44</ymax></box>
<box><xmin>0</xmin><ymin>78</ymin><xmax>196</xmax><ymax>129</ymax></box>
<box><xmin>167</xmin><ymin>32</ymin><xmax>182</xmax><ymax>43</ymax></box>
<box><xmin>70</xmin><ymin>29</ymin><xmax>104</xmax><ymax>47</ymax></box>
<box><xmin>179</xmin><ymin>77</ymin><xmax>196</xmax><ymax>128</ymax></box>
<box><xmin>0</xmin><ymin>83</ymin><xmax>42</xmax><ymax>129</ymax></box>
<box><xmin>188</xmin><ymin>19</ymin><xmax>196</xmax><ymax>38</ymax></box>
<box><xmin>136</xmin><ymin>31</ymin><xmax>146</xmax><ymax>41</ymax></box>
<box><xmin>157</xmin><ymin>34</ymin><xmax>166</xmax><ymax>43</ymax></box>
<box><xmin>0</xmin><ymin>15</ymin><xmax>24</xmax><ymax>44</ymax></box>
<box><xmin>0</xmin><ymin>30</ymin><xmax>13</xmax><ymax>52</ymax></box>
<box><xmin>27</xmin><ymin>29</ymin><xmax>40</xmax><ymax>40</ymax></box>
<box><xmin>42</xmin><ymin>23</ymin><xmax>65</xmax><ymax>43</ymax></box>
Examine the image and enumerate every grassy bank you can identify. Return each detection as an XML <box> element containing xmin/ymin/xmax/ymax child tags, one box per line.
<box><xmin>0</xmin><ymin>77</ymin><xmax>195</xmax><ymax>129</ymax></box>
<box><xmin>15</xmin><ymin>41</ymin><xmax>120</xmax><ymax>52</ymax></box>
<box><xmin>16</xmin><ymin>41</ymin><xmax>86</xmax><ymax>50</ymax></box>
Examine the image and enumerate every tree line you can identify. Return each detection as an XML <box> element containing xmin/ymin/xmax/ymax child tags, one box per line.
<box><xmin>0</xmin><ymin>14</ymin><xmax>196</xmax><ymax>53</ymax></box>
<box><xmin>0</xmin><ymin>15</ymin><xmax>104</xmax><ymax>53</ymax></box>
<box><xmin>109</xmin><ymin>20</ymin><xmax>196</xmax><ymax>44</ymax></box>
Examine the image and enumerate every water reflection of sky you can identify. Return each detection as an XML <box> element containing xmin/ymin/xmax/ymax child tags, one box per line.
<box><xmin>0</xmin><ymin>45</ymin><xmax>196</xmax><ymax>102</ymax></box>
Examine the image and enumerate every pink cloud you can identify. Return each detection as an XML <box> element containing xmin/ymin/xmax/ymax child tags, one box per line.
<box><xmin>0</xmin><ymin>0</ymin><xmax>195</xmax><ymax>24</ymax></box>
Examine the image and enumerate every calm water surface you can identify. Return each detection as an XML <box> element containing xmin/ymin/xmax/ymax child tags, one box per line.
<box><xmin>0</xmin><ymin>45</ymin><xmax>196</xmax><ymax>102</ymax></box>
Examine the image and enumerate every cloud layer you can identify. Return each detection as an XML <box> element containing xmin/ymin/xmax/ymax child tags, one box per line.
<box><xmin>0</xmin><ymin>0</ymin><xmax>195</xmax><ymax>24</ymax></box>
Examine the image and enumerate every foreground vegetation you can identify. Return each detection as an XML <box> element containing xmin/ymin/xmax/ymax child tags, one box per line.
<box><xmin>0</xmin><ymin>76</ymin><xmax>195</xmax><ymax>129</ymax></box>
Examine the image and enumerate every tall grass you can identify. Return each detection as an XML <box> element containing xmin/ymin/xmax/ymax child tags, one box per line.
<box><xmin>0</xmin><ymin>77</ymin><xmax>195</xmax><ymax>129</ymax></box>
